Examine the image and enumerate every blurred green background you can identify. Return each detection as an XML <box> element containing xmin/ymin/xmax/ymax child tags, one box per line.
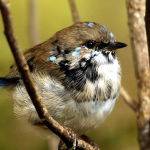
<box><xmin>0</xmin><ymin>0</ymin><xmax>138</xmax><ymax>150</ymax></box>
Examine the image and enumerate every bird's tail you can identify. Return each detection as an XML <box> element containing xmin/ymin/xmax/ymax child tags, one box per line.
<box><xmin>0</xmin><ymin>77</ymin><xmax>20</xmax><ymax>87</ymax></box>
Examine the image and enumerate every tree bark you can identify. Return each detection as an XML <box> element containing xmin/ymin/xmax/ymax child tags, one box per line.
<box><xmin>68</xmin><ymin>0</ymin><xmax>80</xmax><ymax>23</ymax></box>
<box><xmin>126</xmin><ymin>0</ymin><xmax>150</xmax><ymax>149</ymax></box>
<box><xmin>28</xmin><ymin>0</ymin><xmax>39</xmax><ymax>46</ymax></box>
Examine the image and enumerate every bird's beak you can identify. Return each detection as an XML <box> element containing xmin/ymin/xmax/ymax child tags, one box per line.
<box><xmin>108</xmin><ymin>42</ymin><xmax>127</xmax><ymax>50</ymax></box>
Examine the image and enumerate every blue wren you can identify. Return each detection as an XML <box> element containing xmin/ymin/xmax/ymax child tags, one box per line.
<box><xmin>0</xmin><ymin>22</ymin><xmax>126</xmax><ymax>135</ymax></box>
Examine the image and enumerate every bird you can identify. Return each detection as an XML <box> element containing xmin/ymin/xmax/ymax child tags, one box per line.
<box><xmin>0</xmin><ymin>21</ymin><xmax>126</xmax><ymax>143</ymax></box>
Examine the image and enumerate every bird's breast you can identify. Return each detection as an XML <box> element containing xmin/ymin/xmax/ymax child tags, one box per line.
<box><xmin>62</xmin><ymin>61</ymin><xmax>121</xmax><ymax>131</ymax></box>
<box><xmin>62</xmin><ymin>98</ymin><xmax>117</xmax><ymax>132</ymax></box>
<box><xmin>12</xmin><ymin>59</ymin><xmax>121</xmax><ymax>132</ymax></box>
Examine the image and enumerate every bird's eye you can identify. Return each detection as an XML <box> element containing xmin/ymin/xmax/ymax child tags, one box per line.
<box><xmin>84</xmin><ymin>40</ymin><xmax>96</xmax><ymax>49</ymax></box>
<box><xmin>98</xmin><ymin>41</ymin><xmax>109</xmax><ymax>49</ymax></box>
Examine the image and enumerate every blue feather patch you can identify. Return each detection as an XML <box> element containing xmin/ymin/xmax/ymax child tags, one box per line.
<box><xmin>0</xmin><ymin>79</ymin><xmax>9</xmax><ymax>86</ymax></box>
<box><xmin>72</xmin><ymin>47</ymin><xmax>81</xmax><ymax>57</ymax></box>
<box><xmin>0</xmin><ymin>77</ymin><xmax>20</xmax><ymax>87</ymax></box>
<box><xmin>47</xmin><ymin>55</ymin><xmax>57</xmax><ymax>63</ymax></box>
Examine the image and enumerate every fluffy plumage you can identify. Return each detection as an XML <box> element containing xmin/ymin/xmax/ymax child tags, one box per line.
<box><xmin>0</xmin><ymin>22</ymin><xmax>126</xmax><ymax>133</ymax></box>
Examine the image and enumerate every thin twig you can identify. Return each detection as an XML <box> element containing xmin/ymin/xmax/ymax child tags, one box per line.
<box><xmin>120</xmin><ymin>87</ymin><xmax>139</xmax><ymax>112</ymax></box>
<box><xmin>0</xmin><ymin>0</ymin><xmax>99</xmax><ymax>149</ymax></box>
<box><xmin>28</xmin><ymin>0</ymin><xmax>39</xmax><ymax>45</ymax></box>
<box><xmin>68</xmin><ymin>0</ymin><xmax>80</xmax><ymax>23</ymax></box>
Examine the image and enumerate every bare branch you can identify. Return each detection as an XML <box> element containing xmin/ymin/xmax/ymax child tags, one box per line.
<box><xmin>28</xmin><ymin>0</ymin><xmax>39</xmax><ymax>45</ymax></box>
<box><xmin>120</xmin><ymin>87</ymin><xmax>139</xmax><ymax>112</ymax></box>
<box><xmin>0</xmin><ymin>0</ymin><xmax>99</xmax><ymax>149</ymax></box>
<box><xmin>126</xmin><ymin>0</ymin><xmax>150</xmax><ymax>149</ymax></box>
<box><xmin>68</xmin><ymin>0</ymin><xmax>80</xmax><ymax>23</ymax></box>
<box><xmin>126</xmin><ymin>0</ymin><xmax>149</xmax><ymax>76</ymax></box>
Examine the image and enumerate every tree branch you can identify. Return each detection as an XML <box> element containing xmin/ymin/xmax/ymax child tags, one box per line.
<box><xmin>28</xmin><ymin>0</ymin><xmax>39</xmax><ymax>46</ymax></box>
<box><xmin>0</xmin><ymin>0</ymin><xmax>99</xmax><ymax>149</ymax></box>
<box><xmin>120</xmin><ymin>87</ymin><xmax>139</xmax><ymax>112</ymax></box>
<box><xmin>126</xmin><ymin>0</ymin><xmax>150</xmax><ymax>149</ymax></box>
<box><xmin>126</xmin><ymin>0</ymin><xmax>149</xmax><ymax>76</ymax></box>
<box><xmin>68</xmin><ymin>0</ymin><xmax>80</xmax><ymax>23</ymax></box>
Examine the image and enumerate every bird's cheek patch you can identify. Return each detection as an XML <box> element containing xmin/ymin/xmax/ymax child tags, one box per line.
<box><xmin>47</xmin><ymin>55</ymin><xmax>57</xmax><ymax>63</ymax></box>
<box><xmin>72</xmin><ymin>47</ymin><xmax>81</xmax><ymax>57</ymax></box>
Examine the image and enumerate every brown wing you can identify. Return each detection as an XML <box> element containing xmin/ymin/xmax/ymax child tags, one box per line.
<box><xmin>8</xmin><ymin>38</ymin><xmax>61</xmax><ymax>78</ymax></box>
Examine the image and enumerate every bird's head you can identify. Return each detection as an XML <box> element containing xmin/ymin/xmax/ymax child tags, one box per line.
<box><xmin>48</xmin><ymin>22</ymin><xmax>127</xmax><ymax>72</ymax></box>
<box><xmin>45</xmin><ymin>22</ymin><xmax>127</xmax><ymax>101</ymax></box>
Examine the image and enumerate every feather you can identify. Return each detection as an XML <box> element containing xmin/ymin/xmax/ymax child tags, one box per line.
<box><xmin>0</xmin><ymin>77</ymin><xmax>20</xmax><ymax>87</ymax></box>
